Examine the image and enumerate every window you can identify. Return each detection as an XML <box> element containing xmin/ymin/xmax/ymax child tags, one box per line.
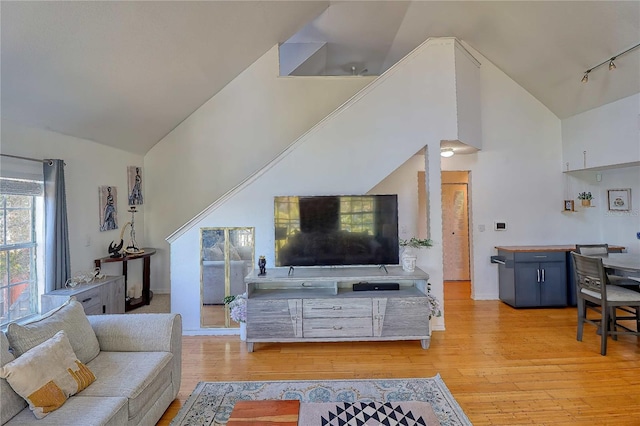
<box><xmin>0</xmin><ymin>178</ymin><xmax>44</xmax><ymax>326</ymax></box>
<box><xmin>339</xmin><ymin>196</ymin><xmax>375</xmax><ymax>234</ymax></box>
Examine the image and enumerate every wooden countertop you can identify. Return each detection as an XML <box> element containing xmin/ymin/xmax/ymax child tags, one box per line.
<box><xmin>495</xmin><ymin>245</ymin><xmax>625</xmax><ymax>252</ymax></box>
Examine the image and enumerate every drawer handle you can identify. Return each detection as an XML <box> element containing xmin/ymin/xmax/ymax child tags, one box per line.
<box><xmin>534</xmin><ymin>255</ymin><xmax>547</xmax><ymax>258</ymax></box>
<box><xmin>333</xmin><ymin>326</ymin><xmax>343</xmax><ymax>330</ymax></box>
<box><xmin>332</xmin><ymin>306</ymin><xmax>342</xmax><ymax>310</ymax></box>
<box><xmin>82</xmin><ymin>297</ymin><xmax>92</xmax><ymax>303</ymax></box>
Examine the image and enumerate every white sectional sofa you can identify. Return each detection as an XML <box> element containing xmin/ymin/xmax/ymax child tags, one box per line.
<box><xmin>1</xmin><ymin>300</ymin><xmax>182</xmax><ymax>426</ymax></box>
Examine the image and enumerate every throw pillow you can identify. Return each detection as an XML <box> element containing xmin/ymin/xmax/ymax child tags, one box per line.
<box><xmin>228</xmin><ymin>244</ymin><xmax>242</xmax><ymax>260</ymax></box>
<box><xmin>0</xmin><ymin>330</ymin><xmax>96</xmax><ymax>419</ymax></box>
<box><xmin>1</xmin><ymin>333</ymin><xmax>27</xmax><ymax>424</ymax></box>
<box><xmin>6</xmin><ymin>299</ymin><xmax>100</xmax><ymax>364</ymax></box>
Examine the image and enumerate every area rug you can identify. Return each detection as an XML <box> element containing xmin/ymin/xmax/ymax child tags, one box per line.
<box><xmin>170</xmin><ymin>375</ymin><xmax>471</xmax><ymax>426</ymax></box>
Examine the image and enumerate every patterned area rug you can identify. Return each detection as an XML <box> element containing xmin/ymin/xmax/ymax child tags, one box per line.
<box><xmin>299</xmin><ymin>401</ymin><xmax>440</xmax><ymax>425</ymax></box>
<box><xmin>170</xmin><ymin>375</ymin><xmax>471</xmax><ymax>426</ymax></box>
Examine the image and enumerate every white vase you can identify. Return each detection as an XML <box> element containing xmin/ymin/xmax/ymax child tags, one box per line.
<box><xmin>240</xmin><ymin>322</ymin><xmax>247</xmax><ymax>341</ymax></box>
<box><xmin>401</xmin><ymin>248</ymin><xmax>417</xmax><ymax>272</ymax></box>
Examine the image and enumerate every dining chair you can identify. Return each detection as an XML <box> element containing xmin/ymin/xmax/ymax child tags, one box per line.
<box><xmin>571</xmin><ymin>252</ymin><xmax>640</xmax><ymax>355</ymax></box>
<box><xmin>575</xmin><ymin>244</ymin><xmax>639</xmax><ymax>286</ymax></box>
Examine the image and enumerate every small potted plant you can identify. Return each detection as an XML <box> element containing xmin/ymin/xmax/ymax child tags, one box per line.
<box><xmin>223</xmin><ymin>293</ymin><xmax>247</xmax><ymax>340</ymax></box>
<box><xmin>577</xmin><ymin>191</ymin><xmax>593</xmax><ymax>207</ymax></box>
<box><xmin>399</xmin><ymin>237</ymin><xmax>433</xmax><ymax>272</ymax></box>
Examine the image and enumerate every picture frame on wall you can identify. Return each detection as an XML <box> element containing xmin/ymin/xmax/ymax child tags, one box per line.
<box><xmin>563</xmin><ymin>200</ymin><xmax>575</xmax><ymax>212</ymax></box>
<box><xmin>99</xmin><ymin>186</ymin><xmax>118</xmax><ymax>231</ymax></box>
<box><xmin>607</xmin><ymin>188</ymin><xmax>631</xmax><ymax>211</ymax></box>
<box><xmin>127</xmin><ymin>166</ymin><xmax>143</xmax><ymax>205</ymax></box>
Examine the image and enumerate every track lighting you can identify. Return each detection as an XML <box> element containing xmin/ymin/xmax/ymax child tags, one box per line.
<box><xmin>581</xmin><ymin>71</ymin><xmax>589</xmax><ymax>83</ymax></box>
<box><xmin>440</xmin><ymin>148</ymin><xmax>454</xmax><ymax>158</ymax></box>
<box><xmin>581</xmin><ymin>42</ymin><xmax>639</xmax><ymax>83</ymax></box>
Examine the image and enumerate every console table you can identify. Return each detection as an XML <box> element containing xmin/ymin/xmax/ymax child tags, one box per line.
<box><xmin>41</xmin><ymin>275</ymin><xmax>125</xmax><ymax>315</ymax></box>
<box><xmin>244</xmin><ymin>266</ymin><xmax>431</xmax><ymax>352</ymax></box>
<box><xmin>94</xmin><ymin>248</ymin><xmax>156</xmax><ymax>312</ymax></box>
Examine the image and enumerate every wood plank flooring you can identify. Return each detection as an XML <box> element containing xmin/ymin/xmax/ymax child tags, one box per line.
<box><xmin>158</xmin><ymin>281</ymin><xmax>640</xmax><ymax>425</ymax></box>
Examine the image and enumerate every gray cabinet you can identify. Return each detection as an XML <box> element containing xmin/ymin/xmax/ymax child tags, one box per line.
<box><xmin>245</xmin><ymin>266</ymin><xmax>431</xmax><ymax>352</ymax></box>
<box><xmin>41</xmin><ymin>276</ymin><xmax>125</xmax><ymax>315</ymax></box>
<box><xmin>498</xmin><ymin>250</ymin><xmax>567</xmax><ymax>308</ymax></box>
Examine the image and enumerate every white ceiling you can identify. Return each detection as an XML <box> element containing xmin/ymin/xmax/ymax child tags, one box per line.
<box><xmin>2</xmin><ymin>1</ymin><xmax>639</xmax><ymax>155</ymax></box>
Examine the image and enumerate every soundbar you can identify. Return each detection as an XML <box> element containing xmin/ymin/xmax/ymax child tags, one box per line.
<box><xmin>352</xmin><ymin>282</ymin><xmax>399</xmax><ymax>291</ymax></box>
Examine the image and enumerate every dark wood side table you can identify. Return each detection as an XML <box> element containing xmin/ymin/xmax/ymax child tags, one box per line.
<box><xmin>94</xmin><ymin>248</ymin><xmax>156</xmax><ymax>312</ymax></box>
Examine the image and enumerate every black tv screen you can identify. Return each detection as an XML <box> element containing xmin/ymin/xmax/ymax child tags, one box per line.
<box><xmin>274</xmin><ymin>195</ymin><xmax>399</xmax><ymax>267</ymax></box>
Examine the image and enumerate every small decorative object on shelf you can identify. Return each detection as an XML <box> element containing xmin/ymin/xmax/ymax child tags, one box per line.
<box><xmin>64</xmin><ymin>268</ymin><xmax>104</xmax><ymax>288</ymax></box>
<box><xmin>258</xmin><ymin>255</ymin><xmax>266</xmax><ymax>276</ymax></box>
<box><xmin>563</xmin><ymin>200</ymin><xmax>575</xmax><ymax>212</ymax></box>
<box><xmin>399</xmin><ymin>237</ymin><xmax>433</xmax><ymax>272</ymax></box>
<box><xmin>577</xmin><ymin>191</ymin><xmax>593</xmax><ymax>207</ymax></box>
<box><xmin>108</xmin><ymin>207</ymin><xmax>144</xmax><ymax>257</ymax></box>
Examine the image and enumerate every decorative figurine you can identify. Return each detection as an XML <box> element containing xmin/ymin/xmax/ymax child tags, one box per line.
<box><xmin>258</xmin><ymin>255</ymin><xmax>267</xmax><ymax>276</ymax></box>
<box><xmin>107</xmin><ymin>207</ymin><xmax>144</xmax><ymax>258</ymax></box>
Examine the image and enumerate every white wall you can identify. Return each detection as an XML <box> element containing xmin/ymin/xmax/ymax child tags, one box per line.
<box><xmin>443</xmin><ymin>43</ymin><xmax>566</xmax><ymax>300</ymax></box>
<box><xmin>1</xmin><ymin>119</ymin><xmax>146</xmax><ymax>286</ymax></box>
<box><xmin>369</xmin><ymin>153</ymin><xmax>445</xmax><ymax>331</ymax></box>
<box><xmin>442</xmin><ymin>45</ymin><xmax>640</xmax><ymax>301</ymax></box>
<box><xmin>562</xmin><ymin>94</ymin><xmax>640</xmax><ymax>171</ymax></box>
<box><xmin>170</xmin><ymin>38</ymin><xmax>462</xmax><ymax>333</ymax></box>
<box><xmin>454</xmin><ymin>43</ymin><xmax>482</xmax><ymax>150</ymax></box>
<box><xmin>145</xmin><ymin>46</ymin><xmax>376</xmax><ymax>293</ymax></box>
<box><xmin>566</xmin><ymin>166</ymin><xmax>640</xmax><ymax>255</ymax></box>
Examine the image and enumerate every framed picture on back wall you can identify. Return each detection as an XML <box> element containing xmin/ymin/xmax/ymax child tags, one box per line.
<box><xmin>607</xmin><ymin>188</ymin><xmax>631</xmax><ymax>211</ymax></box>
<box><xmin>127</xmin><ymin>166</ymin><xmax>143</xmax><ymax>205</ymax></box>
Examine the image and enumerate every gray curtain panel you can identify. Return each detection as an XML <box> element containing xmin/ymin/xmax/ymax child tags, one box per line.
<box><xmin>44</xmin><ymin>159</ymin><xmax>71</xmax><ymax>291</ymax></box>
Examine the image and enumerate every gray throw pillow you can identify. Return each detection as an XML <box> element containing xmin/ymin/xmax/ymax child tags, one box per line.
<box><xmin>6</xmin><ymin>300</ymin><xmax>100</xmax><ymax>364</ymax></box>
<box><xmin>1</xmin><ymin>332</ymin><xmax>27</xmax><ymax>424</ymax></box>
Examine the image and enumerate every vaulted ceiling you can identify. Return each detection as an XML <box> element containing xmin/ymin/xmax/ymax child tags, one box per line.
<box><xmin>2</xmin><ymin>1</ymin><xmax>639</xmax><ymax>155</ymax></box>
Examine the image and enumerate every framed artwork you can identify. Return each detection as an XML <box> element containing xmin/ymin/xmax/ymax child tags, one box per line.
<box><xmin>127</xmin><ymin>166</ymin><xmax>143</xmax><ymax>205</ymax></box>
<box><xmin>607</xmin><ymin>188</ymin><xmax>631</xmax><ymax>211</ymax></box>
<box><xmin>99</xmin><ymin>186</ymin><xmax>118</xmax><ymax>231</ymax></box>
<box><xmin>563</xmin><ymin>200</ymin><xmax>575</xmax><ymax>212</ymax></box>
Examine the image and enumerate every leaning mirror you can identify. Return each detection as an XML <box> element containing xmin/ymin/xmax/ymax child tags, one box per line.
<box><xmin>200</xmin><ymin>227</ymin><xmax>254</xmax><ymax>328</ymax></box>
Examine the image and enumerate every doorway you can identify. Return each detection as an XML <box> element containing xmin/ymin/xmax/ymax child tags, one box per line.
<box><xmin>441</xmin><ymin>171</ymin><xmax>470</xmax><ymax>281</ymax></box>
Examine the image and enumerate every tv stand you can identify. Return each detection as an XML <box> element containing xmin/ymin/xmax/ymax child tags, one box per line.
<box><xmin>244</xmin><ymin>266</ymin><xmax>431</xmax><ymax>352</ymax></box>
<box><xmin>288</xmin><ymin>266</ymin><xmax>295</xmax><ymax>276</ymax></box>
<box><xmin>378</xmin><ymin>264</ymin><xmax>388</xmax><ymax>274</ymax></box>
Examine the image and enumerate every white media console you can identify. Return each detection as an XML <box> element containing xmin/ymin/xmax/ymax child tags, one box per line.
<box><xmin>244</xmin><ymin>266</ymin><xmax>431</xmax><ymax>352</ymax></box>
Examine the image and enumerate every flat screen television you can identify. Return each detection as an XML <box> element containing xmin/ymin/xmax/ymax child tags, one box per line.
<box><xmin>274</xmin><ymin>195</ymin><xmax>399</xmax><ymax>267</ymax></box>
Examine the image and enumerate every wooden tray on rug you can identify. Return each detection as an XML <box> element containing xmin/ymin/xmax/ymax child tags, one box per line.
<box><xmin>227</xmin><ymin>400</ymin><xmax>300</xmax><ymax>425</ymax></box>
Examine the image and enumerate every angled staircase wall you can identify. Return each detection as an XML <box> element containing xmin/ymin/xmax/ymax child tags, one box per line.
<box><xmin>169</xmin><ymin>38</ymin><xmax>481</xmax><ymax>333</ymax></box>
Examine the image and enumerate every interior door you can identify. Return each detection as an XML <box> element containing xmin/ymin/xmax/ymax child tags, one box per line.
<box><xmin>442</xmin><ymin>182</ymin><xmax>470</xmax><ymax>280</ymax></box>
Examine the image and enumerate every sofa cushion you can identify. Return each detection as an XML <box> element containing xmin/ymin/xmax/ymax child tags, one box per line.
<box><xmin>84</xmin><ymin>351</ymin><xmax>173</xmax><ymax>420</ymax></box>
<box><xmin>6</xmin><ymin>299</ymin><xmax>100</xmax><ymax>364</ymax></box>
<box><xmin>1</xmin><ymin>332</ymin><xmax>27</xmax><ymax>425</ymax></box>
<box><xmin>3</xmin><ymin>396</ymin><xmax>128</xmax><ymax>426</ymax></box>
<box><xmin>0</xmin><ymin>330</ymin><xmax>96</xmax><ymax>419</ymax></box>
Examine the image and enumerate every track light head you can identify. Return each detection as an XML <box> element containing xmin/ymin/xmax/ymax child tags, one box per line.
<box><xmin>581</xmin><ymin>71</ymin><xmax>589</xmax><ymax>83</ymax></box>
<box><xmin>609</xmin><ymin>59</ymin><xmax>616</xmax><ymax>70</ymax></box>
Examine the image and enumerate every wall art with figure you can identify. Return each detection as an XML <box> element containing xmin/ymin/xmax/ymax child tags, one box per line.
<box><xmin>99</xmin><ymin>185</ymin><xmax>118</xmax><ymax>232</ymax></box>
<box><xmin>128</xmin><ymin>166</ymin><xmax>143</xmax><ymax>205</ymax></box>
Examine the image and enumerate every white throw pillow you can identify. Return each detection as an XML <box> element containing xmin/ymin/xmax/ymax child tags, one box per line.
<box><xmin>6</xmin><ymin>299</ymin><xmax>100</xmax><ymax>364</ymax></box>
<box><xmin>0</xmin><ymin>330</ymin><xmax>96</xmax><ymax>419</ymax></box>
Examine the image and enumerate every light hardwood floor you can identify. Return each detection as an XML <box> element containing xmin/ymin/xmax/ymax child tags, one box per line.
<box><xmin>158</xmin><ymin>281</ymin><xmax>640</xmax><ymax>425</ymax></box>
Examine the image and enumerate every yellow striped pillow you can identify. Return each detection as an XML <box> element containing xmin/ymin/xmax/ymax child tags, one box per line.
<box><xmin>0</xmin><ymin>330</ymin><xmax>95</xmax><ymax>419</ymax></box>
